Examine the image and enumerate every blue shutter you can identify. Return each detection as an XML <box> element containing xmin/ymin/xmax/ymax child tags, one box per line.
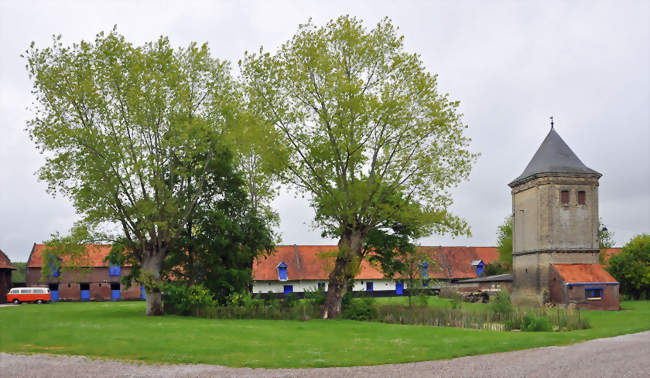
<box><xmin>476</xmin><ymin>263</ymin><xmax>484</xmax><ymax>276</ymax></box>
<box><xmin>140</xmin><ymin>285</ymin><xmax>146</xmax><ymax>300</ymax></box>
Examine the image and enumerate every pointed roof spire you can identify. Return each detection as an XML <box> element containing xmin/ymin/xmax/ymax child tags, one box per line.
<box><xmin>509</xmin><ymin>127</ymin><xmax>600</xmax><ymax>187</ymax></box>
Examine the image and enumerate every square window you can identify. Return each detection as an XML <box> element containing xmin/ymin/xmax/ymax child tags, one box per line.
<box><xmin>578</xmin><ymin>191</ymin><xmax>586</xmax><ymax>205</ymax></box>
<box><xmin>586</xmin><ymin>287</ymin><xmax>603</xmax><ymax>300</ymax></box>
<box><xmin>561</xmin><ymin>190</ymin><xmax>569</xmax><ymax>204</ymax></box>
<box><xmin>317</xmin><ymin>282</ymin><xmax>325</xmax><ymax>291</ymax></box>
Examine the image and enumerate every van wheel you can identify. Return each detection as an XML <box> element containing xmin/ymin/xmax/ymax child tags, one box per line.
<box><xmin>36</xmin><ymin>299</ymin><xmax>43</xmax><ymax>304</ymax></box>
<box><xmin>12</xmin><ymin>299</ymin><xmax>20</xmax><ymax>304</ymax></box>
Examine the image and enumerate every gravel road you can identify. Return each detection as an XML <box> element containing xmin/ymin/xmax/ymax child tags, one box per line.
<box><xmin>1</xmin><ymin>331</ymin><xmax>648</xmax><ymax>377</ymax></box>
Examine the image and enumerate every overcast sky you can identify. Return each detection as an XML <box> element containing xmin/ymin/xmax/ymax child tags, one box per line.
<box><xmin>1</xmin><ymin>1</ymin><xmax>648</xmax><ymax>262</ymax></box>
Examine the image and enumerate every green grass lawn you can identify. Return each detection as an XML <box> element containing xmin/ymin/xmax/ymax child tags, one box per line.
<box><xmin>0</xmin><ymin>300</ymin><xmax>649</xmax><ymax>368</ymax></box>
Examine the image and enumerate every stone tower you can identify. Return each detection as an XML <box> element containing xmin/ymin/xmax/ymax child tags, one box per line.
<box><xmin>509</xmin><ymin>127</ymin><xmax>601</xmax><ymax>306</ymax></box>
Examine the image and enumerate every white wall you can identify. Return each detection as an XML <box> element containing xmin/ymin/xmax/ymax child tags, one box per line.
<box><xmin>253</xmin><ymin>279</ymin><xmax>399</xmax><ymax>294</ymax></box>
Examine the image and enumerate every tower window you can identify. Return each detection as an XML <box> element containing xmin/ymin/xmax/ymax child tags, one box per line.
<box><xmin>578</xmin><ymin>191</ymin><xmax>586</xmax><ymax>205</ymax></box>
<box><xmin>560</xmin><ymin>190</ymin><xmax>569</xmax><ymax>205</ymax></box>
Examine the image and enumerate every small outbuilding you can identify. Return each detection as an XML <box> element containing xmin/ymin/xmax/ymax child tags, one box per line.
<box><xmin>550</xmin><ymin>264</ymin><xmax>620</xmax><ymax>310</ymax></box>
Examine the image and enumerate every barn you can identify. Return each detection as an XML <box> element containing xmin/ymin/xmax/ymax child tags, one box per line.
<box><xmin>251</xmin><ymin>245</ymin><xmax>501</xmax><ymax>295</ymax></box>
<box><xmin>26</xmin><ymin>243</ymin><xmax>144</xmax><ymax>301</ymax></box>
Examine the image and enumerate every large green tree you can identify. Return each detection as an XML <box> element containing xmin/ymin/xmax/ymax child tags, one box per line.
<box><xmin>25</xmin><ymin>30</ymin><xmax>254</xmax><ymax>315</ymax></box>
<box><xmin>242</xmin><ymin>16</ymin><xmax>476</xmax><ymax>318</ymax></box>
<box><xmin>607</xmin><ymin>234</ymin><xmax>650</xmax><ymax>299</ymax></box>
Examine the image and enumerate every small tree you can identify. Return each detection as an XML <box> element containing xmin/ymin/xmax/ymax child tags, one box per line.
<box><xmin>607</xmin><ymin>234</ymin><xmax>650</xmax><ymax>299</ymax></box>
<box><xmin>495</xmin><ymin>216</ymin><xmax>513</xmax><ymax>270</ymax></box>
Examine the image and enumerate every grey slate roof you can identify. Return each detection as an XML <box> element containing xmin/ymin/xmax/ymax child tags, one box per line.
<box><xmin>509</xmin><ymin>128</ymin><xmax>600</xmax><ymax>187</ymax></box>
<box><xmin>457</xmin><ymin>273</ymin><xmax>512</xmax><ymax>283</ymax></box>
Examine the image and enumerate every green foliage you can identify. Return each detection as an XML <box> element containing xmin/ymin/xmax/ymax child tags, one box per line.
<box><xmin>496</xmin><ymin>216</ymin><xmax>513</xmax><ymax>269</ymax></box>
<box><xmin>607</xmin><ymin>234</ymin><xmax>650</xmax><ymax>299</ymax></box>
<box><xmin>24</xmin><ymin>29</ymin><xmax>278</xmax><ymax>314</ymax></box>
<box><xmin>521</xmin><ymin>313</ymin><xmax>551</xmax><ymax>332</ymax></box>
<box><xmin>342</xmin><ymin>297</ymin><xmax>378</xmax><ymax>321</ymax></box>
<box><xmin>484</xmin><ymin>262</ymin><xmax>510</xmax><ymax>276</ymax></box>
<box><xmin>241</xmin><ymin>16</ymin><xmax>476</xmax><ymax>315</ymax></box>
<box><xmin>163</xmin><ymin>282</ymin><xmax>216</xmax><ymax>315</ymax></box>
<box><xmin>304</xmin><ymin>287</ymin><xmax>327</xmax><ymax>306</ymax></box>
<box><xmin>10</xmin><ymin>262</ymin><xmax>27</xmax><ymax>284</ymax></box>
<box><xmin>598</xmin><ymin>219</ymin><xmax>615</xmax><ymax>249</ymax></box>
<box><xmin>489</xmin><ymin>290</ymin><xmax>514</xmax><ymax>316</ymax></box>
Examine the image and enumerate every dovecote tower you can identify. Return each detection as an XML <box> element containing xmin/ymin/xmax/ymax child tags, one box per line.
<box><xmin>508</xmin><ymin>126</ymin><xmax>602</xmax><ymax>306</ymax></box>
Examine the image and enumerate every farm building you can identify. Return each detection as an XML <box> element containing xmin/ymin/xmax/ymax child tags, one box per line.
<box><xmin>0</xmin><ymin>249</ymin><xmax>18</xmax><ymax>304</ymax></box>
<box><xmin>26</xmin><ymin>243</ymin><xmax>144</xmax><ymax>301</ymax></box>
<box><xmin>509</xmin><ymin>126</ymin><xmax>619</xmax><ymax>309</ymax></box>
<box><xmin>251</xmin><ymin>245</ymin><xmax>500</xmax><ymax>295</ymax></box>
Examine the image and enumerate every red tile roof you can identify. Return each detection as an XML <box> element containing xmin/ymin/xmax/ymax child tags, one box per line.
<box><xmin>552</xmin><ymin>264</ymin><xmax>618</xmax><ymax>284</ymax></box>
<box><xmin>27</xmin><ymin>244</ymin><xmax>114</xmax><ymax>268</ymax></box>
<box><xmin>253</xmin><ymin>245</ymin><xmax>500</xmax><ymax>281</ymax></box>
<box><xmin>600</xmin><ymin>248</ymin><xmax>622</xmax><ymax>264</ymax></box>
<box><xmin>0</xmin><ymin>250</ymin><xmax>17</xmax><ymax>270</ymax></box>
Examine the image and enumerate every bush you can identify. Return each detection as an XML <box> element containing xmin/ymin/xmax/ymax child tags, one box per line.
<box><xmin>304</xmin><ymin>287</ymin><xmax>327</xmax><ymax>306</ymax></box>
<box><xmin>342</xmin><ymin>297</ymin><xmax>377</xmax><ymax>321</ymax></box>
<box><xmin>521</xmin><ymin>313</ymin><xmax>551</xmax><ymax>332</ymax></box>
<box><xmin>164</xmin><ymin>282</ymin><xmax>216</xmax><ymax>315</ymax></box>
<box><xmin>490</xmin><ymin>290</ymin><xmax>514</xmax><ymax>316</ymax></box>
<box><xmin>414</xmin><ymin>291</ymin><xmax>430</xmax><ymax>306</ymax></box>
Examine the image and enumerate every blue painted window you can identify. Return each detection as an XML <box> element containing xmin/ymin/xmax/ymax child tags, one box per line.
<box><xmin>277</xmin><ymin>262</ymin><xmax>288</xmax><ymax>281</ymax></box>
<box><xmin>476</xmin><ymin>263</ymin><xmax>484</xmax><ymax>276</ymax></box>
<box><xmin>109</xmin><ymin>265</ymin><xmax>121</xmax><ymax>276</ymax></box>
<box><xmin>366</xmin><ymin>282</ymin><xmax>373</xmax><ymax>292</ymax></box>
<box><xmin>396</xmin><ymin>281</ymin><xmax>404</xmax><ymax>295</ymax></box>
<box><xmin>420</xmin><ymin>262</ymin><xmax>429</xmax><ymax>279</ymax></box>
<box><xmin>283</xmin><ymin>285</ymin><xmax>293</xmax><ymax>295</ymax></box>
<box><xmin>585</xmin><ymin>287</ymin><xmax>603</xmax><ymax>299</ymax></box>
<box><xmin>317</xmin><ymin>282</ymin><xmax>326</xmax><ymax>291</ymax></box>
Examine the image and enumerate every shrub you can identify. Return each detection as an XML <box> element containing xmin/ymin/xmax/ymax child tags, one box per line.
<box><xmin>490</xmin><ymin>289</ymin><xmax>514</xmax><ymax>316</ymax></box>
<box><xmin>164</xmin><ymin>282</ymin><xmax>216</xmax><ymax>315</ymax></box>
<box><xmin>304</xmin><ymin>287</ymin><xmax>327</xmax><ymax>306</ymax></box>
<box><xmin>521</xmin><ymin>313</ymin><xmax>551</xmax><ymax>332</ymax></box>
<box><xmin>342</xmin><ymin>297</ymin><xmax>377</xmax><ymax>321</ymax></box>
<box><xmin>414</xmin><ymin>291</ymin><xmax>430</xmax><ymax>306</ymax></box>
<box><xmin>283</xmin><ymin>292</ymin><xmax>301</xmax><ymax>308</ymax></box>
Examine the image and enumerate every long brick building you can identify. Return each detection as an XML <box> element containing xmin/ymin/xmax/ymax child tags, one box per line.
<box><xmin>26</xmin><ymin>244</ymin><xmax>144</xmax><ymax>301</ymax></box>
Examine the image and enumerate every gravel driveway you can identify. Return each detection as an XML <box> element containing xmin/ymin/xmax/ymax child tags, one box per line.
<box><xmin>1</xmin><ymin>331</ymin><xmax>648</xmax><ymax>377</ymax></box>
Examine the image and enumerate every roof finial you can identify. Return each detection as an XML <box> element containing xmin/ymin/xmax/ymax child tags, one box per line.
<box><xmin>550</xmin><ymin>116</ymin><xmax>554</xmax><ymax>129</ymax></box>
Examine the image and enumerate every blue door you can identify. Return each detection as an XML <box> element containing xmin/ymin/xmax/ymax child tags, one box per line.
<box><xmin>111</xmin><ymin>290</ymin><xmax>121</xmax><ymax>301</ymax></box>
<box><xmin>140</xmin><ymin>285</ymin><xmax>146</xmax><ymax>300</ymax></box>
<box><xmin>50</xmin><ymin>290</ymin><xmax>59</xmax><ymax>302</ymax></box>
<box><xmin>396</xmin><ymin>282</ymin><xmax>404</xmax><ymax>295</ymax></box>
<box><xmin>366</xmin><ymin>282</ymin><xmax>373</xmax><ymax>292</ymax></box>
<box><xmin>80</xmin><ymin>290</ymin><xmax>90</xmax><ymax>301</ymax></box>
<box><xmin>283</xmin><ymin>285</ymin><xmax>293</xmax><ymax>295</ymax></box>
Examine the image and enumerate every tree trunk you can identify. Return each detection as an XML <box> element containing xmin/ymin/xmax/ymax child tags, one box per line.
<box><xmin>142</xmin><ymin>249</ymin><xmax>165</xmax><ymax>316</ymax></box>
<box><xmin>321</xmin><ymin>229</ymin><xmax>365</xmax><ymax>319</ymax></box>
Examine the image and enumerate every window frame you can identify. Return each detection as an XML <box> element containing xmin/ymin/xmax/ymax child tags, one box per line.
<box><xmin>585</xmin><ymin>287</ymin><xmax>603</xmax><ymax>300</ymax></box>
<box><xmin>560</xmin><ymin>190</ymin><xmax>570</xmax><ymax>205</ymax></box>
<box><xmin>578</xmin><ymin>190</ymin><xmax>586</xmax><ymax>205</ymax></box>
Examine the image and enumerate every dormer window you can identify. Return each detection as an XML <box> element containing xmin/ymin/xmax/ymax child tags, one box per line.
<box><xmin>561</xmin><ymin>190</ymin><xmax>569</xmax><ymax>205</ymax></box>
<box><xmin>277</xmin><ymin>262</ymin><xmax>288</xmax><ymax>281</ymax></box>
<box><xmin>420</xmin><ymin>262</ymin><xmax>429</xmax><ymax>279</ymax></box>
<box><xmin>472</xmin><ymin>260</ymin><xmax>485</xmax><ymax>276</ymax></box>
<box><xmin>578</xmin><ymin>191</ymin><xmax>586</xmax><ymax>205</ymax></box>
